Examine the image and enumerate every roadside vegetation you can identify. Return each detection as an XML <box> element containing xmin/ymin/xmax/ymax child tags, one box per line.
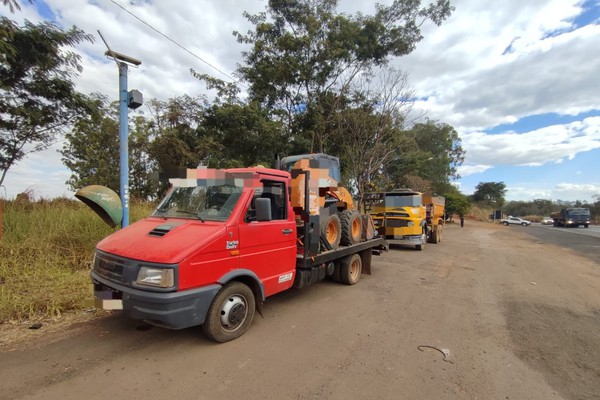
<box><xmin>0</xmin><ymin>196</ymin><xmax>154</xmax><ymax>323</ymax></box>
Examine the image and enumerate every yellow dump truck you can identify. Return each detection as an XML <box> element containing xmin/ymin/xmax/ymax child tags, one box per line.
<box><xmin>365</xmin><ymin>189</ymin><xmax>445</xmax><ymax>250</ymax></box>
<box><xmin>423</xmin><ymin>193</ymin><xmax>445</xmax><ymax>243</ymax></box>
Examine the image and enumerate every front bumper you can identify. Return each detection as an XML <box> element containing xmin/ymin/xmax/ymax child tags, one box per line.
<box><xmin>92</xmin><ymin>271</ymin><xmax>220</xmax><ymax>330</ymax></box>
<box><xmin>384</xmin><ymin>234</ymin><xmax>425</xmax><ymax>245</ymax></box>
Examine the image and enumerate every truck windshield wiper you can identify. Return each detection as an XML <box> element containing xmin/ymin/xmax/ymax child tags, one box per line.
<box><xmin>176</xmin><ymin>210</ymin><xmax>205</xmax><ymax>222</ymax></box>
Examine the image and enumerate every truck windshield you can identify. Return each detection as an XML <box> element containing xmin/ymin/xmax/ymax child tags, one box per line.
<box><xmin>566</xmin><ymin>209</ymin><xmax>590</xmax><ymax>217</ymax></box>
<box><xmin>384</xmin><ymin>194</ymin><xmax>422</xmax><ymax>207</ymax></box>
<box><xmin>153</xmin><ymin>184</ymin><xmax>244</xmax><ymax>221</ymax></box>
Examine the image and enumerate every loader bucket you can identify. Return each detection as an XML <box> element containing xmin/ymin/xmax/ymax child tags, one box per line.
<box><xmin>75</xmin><ymin>185</ymin><xmax>122</xmax><ymax>228</ymax></box>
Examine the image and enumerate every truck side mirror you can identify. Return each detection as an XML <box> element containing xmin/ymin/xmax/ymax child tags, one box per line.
<box><xmin>255</xmin><ymin>198</ymin><xmax>272</xmax><ymax>221</ymax></box>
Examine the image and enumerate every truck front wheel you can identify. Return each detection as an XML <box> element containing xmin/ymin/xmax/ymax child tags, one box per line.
<box><xmin>202</xmin><ymin>282</ymin><xmax>255</xmax><ymax>343</ymax></box>
<box><xmin>340</xmin><ymin>253</ymin><xmax>362</xmax><ymax>285</ymax></box>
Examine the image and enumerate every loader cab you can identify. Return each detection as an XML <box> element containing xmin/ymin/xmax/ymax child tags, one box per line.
<box><xmin>280</xmin><ymin>153</ymin><xmax>341</xmax><ymax>182</ymax></box>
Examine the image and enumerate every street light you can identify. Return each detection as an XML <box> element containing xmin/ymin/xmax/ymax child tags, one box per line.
<box><xmin>103</xmin><ymin>49</ymin><xmax>143</xmax><ymax>228</ymax></box>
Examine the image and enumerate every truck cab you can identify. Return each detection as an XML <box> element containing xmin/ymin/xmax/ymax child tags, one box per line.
<box><xmin>552</xmin><ymin>208</ymin><xmax>591</xmax><ymax>228</ymax></box>
<box><xmin>91</xmin><ymin>167</ymin><xmax>297</xmax><ymax>342</ymax></box>
<box><xmin>366</xmin><ymin>189</ymin><xmax>427</xmax><ymax>250</ymax></box>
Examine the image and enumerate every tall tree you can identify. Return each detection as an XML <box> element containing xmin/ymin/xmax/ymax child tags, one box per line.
<box><xmin>331</xmin><ymin>68</ymin><xmax>416</xmax><ymax>207</ymax></box>
<box><xmin>0</xmin><ymin>17</ymin><xmax>93</xmax><ymax>188</ymax></box>
<box><xmin>444</xmin><ymin>191</ymin><xmax>470</xmax><ymax>219</ymax></box>
<box><xmin>61</xmin><ymin>95</ymin><xmax>158</xmax><ymax>199</ymax></box>
<box><xmin>200</xmin><ymin>102</ymin><xmax>287</xmax><ymax>168</ymax></box>
<box><xmin>388</xmin><ymin>119</ymin><xmax>464</xmax><ymax>194</ymax></box>
<box><xmin>235</xmin><ymin>0</ymin><xmax>453</xmax><ymax>152</ymax></box>
<box><xmin>61</xmin><ymin>95</ymin><xmax>120</xmax><ymax>192</ymax></box>
<box><xmin>1</xmin><ymin>0</ymin><xmax>32</xmax><ymax>13</ymax></box>
<box><xmin>472</xmin><ymin>181</ymin><xmax>507</xmax><ymax>208</ymax></box>
<box><xmin>147</xmin><ymin>95</ymin><xmax>209</xmax><ymax>172</ymax></box>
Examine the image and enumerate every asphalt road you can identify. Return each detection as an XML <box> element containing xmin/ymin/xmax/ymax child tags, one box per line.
<box><xmin>2</xmin><ymin>221</ymin><xmax>600</xmax><ymax>400</ymax></box>
<box><xmin>507</xmin><ymin>223</ymin><xmax>600</xmax><ymax>264</ymax></box>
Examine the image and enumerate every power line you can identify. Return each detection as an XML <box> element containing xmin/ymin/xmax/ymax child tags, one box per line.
<box><xmin>107</xmin><ymin>0</ymin><xmax>239</xmax><ymax>84</ymax></box>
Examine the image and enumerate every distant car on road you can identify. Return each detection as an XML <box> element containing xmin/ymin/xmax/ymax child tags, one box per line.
<box><xmin>500</xmin><ymin>216</ymin><xmax>531</xmax><ymax>226</ymax></box>
<box><xmin>541</xmin><ymin>216</ymin><xmax>554</xmax><ymax>225</ymax></box>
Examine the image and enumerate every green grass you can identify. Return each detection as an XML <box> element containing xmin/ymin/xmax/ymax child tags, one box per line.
<box><xmin>0</xmin><ymin>198</ymin><xmax>155</xmax><ymax>323</ymax></box>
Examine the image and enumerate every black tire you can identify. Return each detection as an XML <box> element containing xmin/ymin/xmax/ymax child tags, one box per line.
<box><xmin>431</xmin><ymin>225</ymin><xmax>439</xmax><ymax>244</ymax></box>
<box><xmin>340</xmin><ymin>210</ymin><xmax>362</xmax><ymax>245</ymax></box>
<box><xmin>202</xmin><ymin>282</ymin><xmax>255</xmax><ymax>343</ymax></box>
<box><xmin>320</xmin><ymin>214</ymin><xmax>342</xmax><ymax>250</ymax></box>
<box><xmin>521</xmin><ymin>222</ymin><xmax>527</xmax><ymax>226</ymax></box>
<box><xmin>503</xmin><ymin>221</ymin><xmax>509</xmax><ymax>226</ymax></box>
<box><xmin>584</xmin><ymin>224</ymin><xmax>589</xmax><ymax>228</ymax></box>
<box><xmin>416</xmin><ymin>227</ymin><xmax>426</xmax><ymax>250</ymax></box>
<box><xmin>340</xmin><ymin>253</ymin><xmax>362</xmax><ymax>285</ymax></box>
<box><xmin>331</xmin><ymin>262</ymin><xmax>341</xmax><ymax>283</ymax></box>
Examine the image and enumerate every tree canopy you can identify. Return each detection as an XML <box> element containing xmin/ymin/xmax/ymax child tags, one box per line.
<box><xmin>234</xmin><ymin>0</ymin><xmax>453</xmax><ymax>153</ymax></box>
<box><xmin>471</xmin><ymin>182</ymin><xmax>507</xmax><ymax>208</ymax></box>
<box><xmin>0</xmin><ymin>17</ymin><xmax>92</xmax><ymax>188</ymax></box>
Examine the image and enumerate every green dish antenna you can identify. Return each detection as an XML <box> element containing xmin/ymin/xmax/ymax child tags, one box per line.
<box><xmin>75</xmin><ymin>185</ymin><xmax>123</xmax><ymax>228</ymax></box>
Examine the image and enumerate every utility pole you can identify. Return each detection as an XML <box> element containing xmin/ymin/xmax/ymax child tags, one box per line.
<box><xmin>99</xmin><ymin>31</ymin><xmax>142</xmax><ymax>228</ymax></box>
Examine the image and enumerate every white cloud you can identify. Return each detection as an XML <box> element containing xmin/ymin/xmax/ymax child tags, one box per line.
<box><xmin>402</xmin><ymin>0</ymin><xmax>600</xmax><ymax>130</ymax></box>
<box><xmin>456</xmin><ymin>164</ymin><xmax>493</xmax><ymax>177</ymax></box>
<box><xmin>507</xmin><ymin>182</ymin><xmax>600</xmax><ymax>202</ymax></box>
<box><xmin>460</xmin><ymin>117</ymin><xmax>600</xmax><ymax>167</ymax></box>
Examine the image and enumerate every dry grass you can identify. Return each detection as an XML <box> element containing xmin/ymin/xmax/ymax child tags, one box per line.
<box><xmin>0</xmin><ymin>198</ymin><xmax>154</xmax><ymax>323</ymax></box>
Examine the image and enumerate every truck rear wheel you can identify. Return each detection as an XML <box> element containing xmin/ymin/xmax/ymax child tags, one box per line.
<box><xmin>340</xmin><ymin>253</ymin><xmax>362</xmax><ymax>285</ymax></box>
<box><xmin>330</xmin><ymin>262</ymin><xmax>341</xmax><ymax>283</ymax></box>
<box><xmin>340</xmin><ymin>210</ymin><xmax>362</xmax><ymax>245</ymax></box>
<box><xmin>431</xmin><ymin>225</ymin><xmax>441</xmax><ymax>244</ymax></box>
<box><xmin>321</xmin><ymin>214</ymin><xmax>342</xmax><ymax>250</ymax></box>
<box><xmin>202</xmin><ymin>282</ymin><xmax>255</xmax><ymax>343</ymax></box>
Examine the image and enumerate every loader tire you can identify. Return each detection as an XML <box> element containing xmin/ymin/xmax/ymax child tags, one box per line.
<box><xmin>321</xmin><ymin>214</ymin><xmax>342</xmax><ymax>250</ymax></box>
<box><xmin>340</xmin><ymin>210</ymin><xmax>362</xmax><ymax>246</ymax></box>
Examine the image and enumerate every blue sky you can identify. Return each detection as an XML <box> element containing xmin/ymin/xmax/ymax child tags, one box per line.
<box><xmin>1</xmin><ymin>0</ymin><xmax>599</xmax><ymax>202</ymax></box>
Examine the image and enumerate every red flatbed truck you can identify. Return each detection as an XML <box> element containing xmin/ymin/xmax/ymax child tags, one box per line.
<box><xmin>91</xmin><ymin>165</ymin><xmax>386</xmax><ymax>342</ymax></box>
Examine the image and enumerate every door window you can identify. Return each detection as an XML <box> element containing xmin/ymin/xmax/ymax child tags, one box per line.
<box><xmin>245</xmin><ymin>181</ymin><xmax>286</xmax><ymax>221</ymax></box>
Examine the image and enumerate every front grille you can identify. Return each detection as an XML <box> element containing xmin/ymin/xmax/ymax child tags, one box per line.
<box><xmin>94</xmin><ymin>253</ymin><xmax>128</xmax><ymax>283</ymax></box>
<box><xmin>385</xmin><ymin>218</ymin><xmax>410</xmax><ymax>228</ymax></box>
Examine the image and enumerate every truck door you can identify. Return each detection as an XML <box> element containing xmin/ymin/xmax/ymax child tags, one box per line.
<box><xmin>238</xmin><ymin>180</ymin><xmax>297</xmax><ymax>296</ymax></box>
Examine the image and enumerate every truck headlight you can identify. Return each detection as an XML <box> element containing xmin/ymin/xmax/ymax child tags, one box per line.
<box><xmin>136</xmin><ymin>267</ymin><xmax>174</xmax><ymax>288</ymax></box>
<box><xmin>407</xmin><ymin>221</ymin><xmax>414</xmax><ymax>227</ymax></box>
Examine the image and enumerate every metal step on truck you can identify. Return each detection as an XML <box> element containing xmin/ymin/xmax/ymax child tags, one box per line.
<box><xmin>87</xmin><ymin>154</ymin><xmax>386</xmax><ymax>342</ymax></box>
